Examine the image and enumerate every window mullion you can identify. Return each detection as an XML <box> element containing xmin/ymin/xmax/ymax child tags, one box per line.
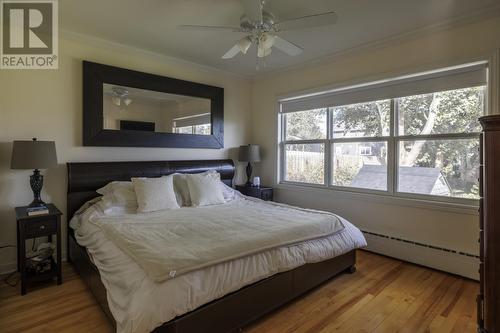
<box><xmin>388</xmin><ymin>99</ymin><xmax>397</xmax><ymax>195</ymax></box>
<box><xmin>281</xmin><ymin>113</ymin><xmax>286</xmax><ymax>142</ymax></box>
<box><xmin>393</xmin><ymin>98</ymin><xmax>399</xmax><ymax>137</ymax></box>
<box><xmin>325</xmin><ymin>107</ymin><xmax>333</xmax><ymax>186</ymax></box>
<box><xmin>328</xmin><ymin>136</ymin><xmax>391</xmax><ymax>143</ymax></box>
<box><xmin>279</xmin><ymin>112</ymin><xmax>286</xmax><ymax>183</ymax></box>
<box><xmin>279</xmin><ymin>141</ymin><xmax>285</xmax><ymax>184</ymax></box>
<box><xmin>282</xmin><ymin>139</ymin><xmax>326</xmax><ymax>145</ymax></box>
<box><xmin>396</xmin><ymin>132</ymin><xmax>480</xmax><ymax>140</ymax></box>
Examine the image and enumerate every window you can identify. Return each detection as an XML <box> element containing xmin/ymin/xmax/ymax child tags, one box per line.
<box><xmin>173</xmin><ymin>124</ymin><xmax>211</xmax><ymax>135</ymax></box>
<box><xmin>172</xmin><ymin>113</ymin><xmax>211</xmax><ymax>135</ymax></box>
<box><xmin>282</xmin><ymin>109</ymin><xmax>326</xmax><ymax>184</ymax></box>
<box><xmin>174</xmin><ymin>126</ymin><xmax>195</xmax><ymax>134</ymax></box>
<box><xmin>279</xmin><ymin>63</ymin><xmax>487</xmax><ymax>203</ymax></box>
<box><xmin>396</xmin><ymin>86</ymin><xmax>484</xmax><ymax>199</ymax></box>
<box><xmin>285</xmin><ymin>142</ymin><xmax>325</xmax><ymax>184</ymax></box>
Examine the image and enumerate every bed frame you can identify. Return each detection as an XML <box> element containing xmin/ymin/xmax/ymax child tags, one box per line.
<box><xmin>67</xmin><ymin>159</ymin><xmax>356</xmax><ymax>333</ymax></box>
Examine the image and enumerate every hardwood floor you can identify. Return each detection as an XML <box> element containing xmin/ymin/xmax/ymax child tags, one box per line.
<box><xmin>0</xmin><ymin>250</ymin><xmax>478</xmax><ymax>333</ymax></box>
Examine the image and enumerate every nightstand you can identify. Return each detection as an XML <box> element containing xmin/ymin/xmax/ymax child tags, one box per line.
<box><xmin>15</xmin><ymin>203</ymin><xmax>62</xmax><ymax>295</ymax></box>
<box><xmin>236</xmin><ymin>185</ymin><xmax>273</xmax><ymax>201</ymax></box>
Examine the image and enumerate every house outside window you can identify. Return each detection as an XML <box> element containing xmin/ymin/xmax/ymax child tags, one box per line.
<box><xmin>278</xmin><ymin>63</ymin><xmax>487</xmax><ymax>204</ymax></box>
<box><xmin>359</xmin><ymin>146</ymin><xmax>372</xmax><ymax>156</ymax></box>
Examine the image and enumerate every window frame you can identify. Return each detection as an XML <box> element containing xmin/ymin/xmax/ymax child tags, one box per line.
<box><xmin>278</xmin><ymin>78</ymin><xmax>485</xmax><ymax>206</ymax></box>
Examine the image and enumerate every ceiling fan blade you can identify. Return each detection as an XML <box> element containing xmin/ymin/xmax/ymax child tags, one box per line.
<box><xmin>273</xmin><ymin>11</ymin><xmax>338</xmax><ymax>31</ymax></box>
<box><xmin>178</xmin><ymin>25</ymin><xmax>243</xmax><ymax>32</ymax></box>
<box><xmin>222</xmin><ymin>44</ymin><xmax>241</xmax><ymax>59</ymax></box>
<box><xmin>241</xmin><ymin>0</ymin><xmax>263</xmax><ymax>23</ymax></box>
<box><xmin>273</xmin><ymin>36</ymin><xmax>303</xmax><ymax>56</ymax></box>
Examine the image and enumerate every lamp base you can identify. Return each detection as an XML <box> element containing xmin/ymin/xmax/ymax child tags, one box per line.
<box><xmin>29</xmin><ymin>169</ymin><xmax>45</xmax><ymax>207</ymax></box>
<box><xmin>28</xmin><ymin>198</ymin><xmax>46</xmax><ymax>208</ymax></box>
<box><xmin>245</xmin><ymin>162</ymin><xmax>253</xmax><ymax>187</ymax></box>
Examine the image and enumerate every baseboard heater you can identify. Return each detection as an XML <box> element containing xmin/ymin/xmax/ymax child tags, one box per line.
<box><xmin>361</xmin><ymin>230</ymin><xmax>479</xmax><ymax>280</ymax></box>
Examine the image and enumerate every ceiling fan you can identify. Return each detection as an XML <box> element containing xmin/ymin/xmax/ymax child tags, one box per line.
<box><xmin>178</xmin><ymin>0</ymin><xmax>337</xmax><ymax>61</ymax></box>
<box><xmin>110</xmin><ymin>87</ymin><xmax>132</xmax><ymax>107</ymax></box>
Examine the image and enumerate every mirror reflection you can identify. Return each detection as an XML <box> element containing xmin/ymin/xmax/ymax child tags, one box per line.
<box><xmin>103</xmin><ymin>83</ymin><xmax>212</xmax><ymax>135</ymax></box>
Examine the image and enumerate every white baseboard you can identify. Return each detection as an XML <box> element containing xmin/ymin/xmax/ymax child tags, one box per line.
<box><xmin>363</xmin><ymin>232</ymin><xmax>479</xmax><ymax>280</ymax></box>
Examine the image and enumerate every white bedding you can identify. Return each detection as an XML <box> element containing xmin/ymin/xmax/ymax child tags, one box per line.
<box><xmin>96</xmin><ymin>198</ymin><xmax>344</xmax><ymax>282</ymax></box>
<box><xmin>71</xmin><ymin>194</ymin><xmax>366</xmax><ymax>333</ymax></box>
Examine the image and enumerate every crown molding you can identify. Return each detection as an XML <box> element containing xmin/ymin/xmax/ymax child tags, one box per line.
<box><xmin>59</xmin><ymin>29</ymin><xmax>252</xmax><ymax>81</ymax></box>
<box><xmin>252</xmin><ymin>4</ymin><xmax>500</xmax><ymax>81</ymax></box>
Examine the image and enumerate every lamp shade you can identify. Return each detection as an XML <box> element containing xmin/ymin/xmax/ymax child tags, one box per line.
<box><xmin>238</xmin><ymin>144</ymin><xmax>261</xmax><ymax>163</ymax></box>
<box><xmin>11</xmin><ymin>139</ymin><xmax>57</xmax><ymax>170</ymax></box>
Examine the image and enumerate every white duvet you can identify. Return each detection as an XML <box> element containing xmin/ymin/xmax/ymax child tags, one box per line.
<box><xmin>96</xmin><ymin>198</ymin><xmax>344</xmax><ymax>282</ymax></box>
<box><xmin>71</xmin><ymin>193</ymin><xmax>366</xmax><ymax>333</ymax></box>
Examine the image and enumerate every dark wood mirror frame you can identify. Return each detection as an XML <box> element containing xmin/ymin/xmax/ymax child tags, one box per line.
<box><xmin>83</xmin><ymin>61</ymin><xmax>224</xmax><ymax>149</ymax></box>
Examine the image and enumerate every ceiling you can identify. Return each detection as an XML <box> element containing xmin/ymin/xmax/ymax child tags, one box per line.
<box><xmin>60</xmin><ymin>0</ymin><xmax>500</xmax><ymax>76</ymax></box>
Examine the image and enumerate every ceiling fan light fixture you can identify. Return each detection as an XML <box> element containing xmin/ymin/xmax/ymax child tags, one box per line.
<box><xmin>237</xmin><ymin>37</ymin><xmax>252</xmax><ymax>54</ymax></box>
<box><xmin>112</xmin><ymin>96</ymin><xmax>121</xmax><ymax>106</ymax></box>
<box><xmin>259</xmin><ymin>33</ymin><xmax>275</xmax><ymax>50</ymax></box>
<box><xmin>256</xmin><ymin>32</ymin><xmax>274</xmax><ymax>58</ymax></box>
<box><xmin>123</xmin><ymin>97</ymin><xmax>133</xmax><ymax>106</ymax></box>
<box><xmin>257</xmin><ymin>43</ymin><xmax>272</xmax><ymax>58</ymax></box>
<box><xmin>111</xmin><ymin>87</ymin><xmax>132</xmax><ymax>108</ymax></box>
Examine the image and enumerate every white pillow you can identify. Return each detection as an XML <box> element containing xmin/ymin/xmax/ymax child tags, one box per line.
<box><xmin>173</xmin><ymin>170</ymin><xmax>226</xmax><ymax>206</ymax></box>
<box><xmin>96</xmin><ymin>181</ymin><xmax>138</xmax><ymax>210</ymax></box>
<box><xmin>172</xmin><ymin>173</ymin><xmax>191</xmax><ymax>207</ymax></box>
<box><xmin>97</xmin><ymin>181</ymin><xmax>121</xmax><ymax>195</ymax></box>
<box><xmin>132</xmin><ymin>175</ymin><xmax>180</xmax><ymax>213</ymax></box>
<box><xmin>185</xmin><ymin>172</ymin><xmax>226</xmax><ymax>206</ymax></box>
<box><xmin>204</xmin><ymin>171</ymin><xmax>238</xmax><ymax>201</ymax></box>
<box><xmin>220</xmin><ymin>182</ymin><xmax>239</xmax><ymax>202</ymax></box>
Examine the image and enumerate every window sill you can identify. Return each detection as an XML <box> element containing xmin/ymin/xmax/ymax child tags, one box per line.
<box><xmin>276</xmin><ymin>182</ymin><xmax>479</xmax><ymax>216</ymax></box>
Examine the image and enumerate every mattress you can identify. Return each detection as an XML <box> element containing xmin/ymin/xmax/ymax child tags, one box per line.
<box><xmin>71</xmin><ymin>196</ymin><xmax>367</xmax><ymax>333</ymax></box>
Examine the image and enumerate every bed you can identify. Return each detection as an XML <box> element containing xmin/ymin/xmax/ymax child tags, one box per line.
<box><xmin>67</xmin><ymin>159</ymin><xmax>366</xmax><ymax>333</ymax></box>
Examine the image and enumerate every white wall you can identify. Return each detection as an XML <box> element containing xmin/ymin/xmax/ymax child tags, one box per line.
<box><xmin>0</xmin><ymin>35</ymin><xmax>252</xmax><ymax>272</ymax></box>
<box><xmin>251</xmin><ymin>16</ymin><xmax>500</xmax><ymax>277</ymax></box>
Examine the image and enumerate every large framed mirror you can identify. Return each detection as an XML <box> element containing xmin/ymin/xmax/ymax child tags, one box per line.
<box><xmin>83</xmin><ymin>61</ymin><xmax>224</xmax><ymax>148</ymax></box>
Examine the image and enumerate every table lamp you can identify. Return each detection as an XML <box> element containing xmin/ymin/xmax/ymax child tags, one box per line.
<box><xmin>11</xmin><ymin>138</ymin><xmax>58</xmax><ymax>207</ymax></box>
<box><xmin>238</xmin><ymin>144</ymin><xmax>261</xmax><ymax>186</ymax></box>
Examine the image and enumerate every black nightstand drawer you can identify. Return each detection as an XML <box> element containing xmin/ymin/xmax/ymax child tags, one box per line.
<box><xmin>25</xmin><ymin>218</ymin><xmax>57</xmax><ymax>238</ymax></box>
<box><xmin>260</xmin><ymin>189</ymin><xmax>273</xmax><ymax>201</ymax></box>
<box><xmin>236</xmin><ymin>185</ymin><xmax>273</xmax><ymax>201</ymax></box>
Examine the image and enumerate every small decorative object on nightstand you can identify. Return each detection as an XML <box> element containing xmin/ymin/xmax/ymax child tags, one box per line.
<box><xmin>15</xmin><ymin>204</ymin><xmax>62</xmax><ymax>295</ymax></box>
<box><xmin>253</xmin><ymin>176</ymin><xmax>261</xmax><ymax>187</ymax></box>
<box><xmin>236</xmin><ymin>185</ymin><xmax>273</xmax><ymax>201</ymax></box>
<box><xmin>11</xmin><ymin>138</ymin><xmax>58</xmax><ymax>207</ymax></box>
<box><xmin>238</xmin><ymin>144</ymin><xmax>261</xmax><ymax>187</ymax></box>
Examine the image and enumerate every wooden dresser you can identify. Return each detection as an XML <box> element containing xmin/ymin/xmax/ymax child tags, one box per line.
<box><xmin>478</xmin><ymin>115</ymin><xmax>500</xmax><ymax>333</ymax></box>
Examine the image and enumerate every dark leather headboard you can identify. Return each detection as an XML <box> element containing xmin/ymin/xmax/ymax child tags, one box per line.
<box><xmin>66</xmin><ymin>159</ymin><xmax>235</xmax><ymax>221</ymax></box>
